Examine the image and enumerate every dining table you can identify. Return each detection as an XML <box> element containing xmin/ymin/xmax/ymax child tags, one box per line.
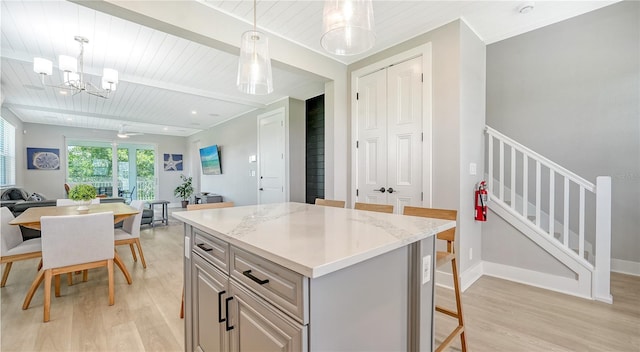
<box><xmin>9</xmin><ymin>202</ymin><xmax>139</xmax><ymax>285</ymax></box>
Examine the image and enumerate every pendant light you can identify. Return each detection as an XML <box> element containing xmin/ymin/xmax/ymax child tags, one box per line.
<box><xmin>237</xmin><ymin>0</ymin><xmax>273</xmax><ymax>95</ymax></box>
<box><xmin>321</xmin><ymin>0</ymin><xmax>375</xmax><ymax>56</ymax></box>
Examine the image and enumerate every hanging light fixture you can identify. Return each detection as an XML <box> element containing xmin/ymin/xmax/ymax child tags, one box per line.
<box><xmin>237</xmin><ymin>0</ymin><xmax>273</xmax><ymax>95</ymax></box>
<box><xmin>321</xmin><ymin>0</ymin><xmax>375</xmax><ymax>56</ymax></box>
<box><xmin>33</xmin><ymin>36</ymin><xmax>118</xmax><ymax>99</ymax></box>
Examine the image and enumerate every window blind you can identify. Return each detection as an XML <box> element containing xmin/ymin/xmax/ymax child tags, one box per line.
<box><xmin>0</xmin><ymin>117</ymin><xmax>16</xmax><ymax>186</ymax></box>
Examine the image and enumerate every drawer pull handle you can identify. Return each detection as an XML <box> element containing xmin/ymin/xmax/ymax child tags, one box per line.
<box><xmin>218</xmin><ymin>290</ymin><xmax>226</xmax><ymax>323</ymax></box>
<box><xmin>225</xmin><ymin>297</ymin><xmax>234</xmax><ymax>331</ymax></box>
<box><xmin>196</xmin><ymin>243</ymin><xmax>213</xmax><ymax>252</ymax></box>
<box><xmin>243</xmin><ymin>270</ymin><xmax>270</xmax><ymax>285</ymax></box>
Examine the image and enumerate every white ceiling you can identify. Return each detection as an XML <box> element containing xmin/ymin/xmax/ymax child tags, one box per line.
<box><xmin>0</xmin><ymin>0</ymin><xmax>618</xmax><ymax>138</ymax></box>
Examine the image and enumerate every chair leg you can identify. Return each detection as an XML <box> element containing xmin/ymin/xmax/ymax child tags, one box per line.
<box><xmin>129</xmin><ymin>243</ymin><xmax>138</xmax><ymax>262</ymax></box>
<box><xmin>54</xmin><ymin>274</ymin><xmax>61</xmax><ymax>297</ymax></box>
<box><xmin>23</xmin><ymin>269</ymin><xmax>45</xmax><ymax>310</ymax></box>
<box><xmin>44</xmin><ymin>269</ymin><xmax>52</xmax><ymax>322</ymax></box>
<box><xmin>67</xmin><ymin>272</ymin><xmax>73</xmax><ymax>286</ymax></box>
<box><xmin>180</xmin><ymin>286</ymin><xmax>185</xmax><ymax>319</ymax></box>
<box><xmin>134</xmin><ymin>239</ymin><xmax>147</xmax><ymax>269</ymax></box>
<box><xmin>107</xmin><ymin>259</ymin><xmax>115</xmax><ymax>306</ymax></box>
<box><xmin>1</xmin><ymin>262</ymin><xmax>13</xmax><ymax>287</ymax></box>
<box><xmin>451</xmin><ymin>257</ymin><xmax>467</xmax><ymax>352</ymax></box>
<box><xmin>37</xmin><ymin>258</ymin><xmax>43</xmax><ymax>271</ymax></box>
<box><xmin>114</xmin><ymin>251</ymin><xmax>132</xmax><ymax>285</ymax></box>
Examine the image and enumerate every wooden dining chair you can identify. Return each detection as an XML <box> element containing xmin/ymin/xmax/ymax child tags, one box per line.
<box><xmin>114</xmin><ymin>200</ymin><xmax>147</xmax><ymax>268</ymax></box>
<box><xmin>186</xmin><ymin>202</ymin><xmax>235</xmax><ymax>211</ymax></box>
<box><xmin>315</xmin><ymin>198</ymin><xmax>346</xmax><ymax>208</ymax></box>
<box><xmin>181</xmin><ymin>201</ymin><xmax>235</xmax><ymax>318</ymax></box>
<box><xmin>403</xmin><ymin>206</ymin><xmax>466</xmax><ymax>352</ymax></box>
<box><xmin>354</xmin><ymin>202</ymin><xmax>394</xmax><ymax>214</ymax></box>
<box><xmin>1</xmin><ymin>207</ymin><xmax>42</xmax><ymax>287</ymax></box>
<box><xmin>22</xmin><ymin>212</ymin><xmax>116</xmax><ymax>322</ymax></box>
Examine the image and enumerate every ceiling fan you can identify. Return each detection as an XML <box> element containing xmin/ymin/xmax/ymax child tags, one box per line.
<box><xmin>117</xmin><ymin>125</ymin><xmax>143</xmax><ymax>138</ymax></box>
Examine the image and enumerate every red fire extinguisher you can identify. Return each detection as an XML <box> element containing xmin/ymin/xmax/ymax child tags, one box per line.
<box><xmin>475</xmin><ymin>181</ymin><xmax>488</xmax><ymax>221</ymax></box>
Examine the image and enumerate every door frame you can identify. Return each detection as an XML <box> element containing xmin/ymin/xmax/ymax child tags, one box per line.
<box><xmin>350</xmin><ymin>43</ymin><xmax>433</xmax><ymax>208</ymax></box>
<box><xmin>257</xmin><ymin>107</ymin><xmax>289</xmax><ymax>204</ymax></box>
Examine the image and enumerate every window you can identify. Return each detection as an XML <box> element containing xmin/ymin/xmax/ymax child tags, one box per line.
<box><xmin>0</xmin><ymin>117</ymin><xmax>16</xmax><ymax>186</ymax></box>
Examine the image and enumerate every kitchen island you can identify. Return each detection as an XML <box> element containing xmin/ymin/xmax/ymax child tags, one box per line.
<box><xmin>173</xmin><ymin>202</ymin><xmax>455</xmax><ymax>352</ymax></box>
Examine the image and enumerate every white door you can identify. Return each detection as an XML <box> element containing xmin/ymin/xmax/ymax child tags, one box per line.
<box><xmin>356</xmin><ymin>57</ymin><xmax>423</xmax><ymax>214</ymax></box>
<box><xmin>386</xmin><ymin>57</ymin><xmax>423</xmax><ymax>212</ymax></box>
<box><xmin>258</xmin><ymin>109</ymin><xmax>286</xmax><ymax>204</ymax></box>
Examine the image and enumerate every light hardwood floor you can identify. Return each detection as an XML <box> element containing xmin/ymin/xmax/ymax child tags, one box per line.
<box><xmin>1</xmin><ymin>218</ymin><xmax>639</xmax><ymax>351</ymax></box>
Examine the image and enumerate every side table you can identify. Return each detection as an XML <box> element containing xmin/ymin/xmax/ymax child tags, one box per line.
<box><xmin>148</xmin><ymin>200</ymin><xmax>170</xmax><ymax>227</ymax></box>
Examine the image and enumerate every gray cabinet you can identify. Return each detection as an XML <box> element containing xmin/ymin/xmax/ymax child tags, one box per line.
<box><xmin>192</xmin><ymin>254</ymin><xmax>228</xmax><ymax>352</ymax></box>
<box><xmin>188</xmin><ymin>228</ymin><xmax>307</xmax><ymax>352</ymax></box>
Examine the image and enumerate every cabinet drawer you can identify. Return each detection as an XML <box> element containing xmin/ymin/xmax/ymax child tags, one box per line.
<box><xmin>193</xmin><ymin>228</ymin><xmax>229</xmax><ymax>273</ymax></box>
<box><xmin>230</xmin><ymin>247</ymin><xmax>308</xmax><ymax>324</ymax></box>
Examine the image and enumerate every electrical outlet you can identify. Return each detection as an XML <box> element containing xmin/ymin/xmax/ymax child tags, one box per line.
<box><xmin>469</xmin><ymin>163</ymin><xmax>477</xmax><ymax>175</ymax></box>
<box><xmin>469</xmin><ymin>247</ymin><xmax>473</xmax><ymax>260</ymax></box>
<box><xmin>422</xmin><ymin>255</ymin><xmax>431</xmax><ymax>284</ymax></box>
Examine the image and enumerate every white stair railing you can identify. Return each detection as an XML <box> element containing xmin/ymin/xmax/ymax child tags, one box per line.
<box><xmin>486</xmin><ymin>126</ymin><xmax>612</xmax><ymax>303</ymax></box>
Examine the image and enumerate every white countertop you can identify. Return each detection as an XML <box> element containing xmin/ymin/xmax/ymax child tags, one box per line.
<box><xmin>173</xmin><ymin>202</ymin><xmax>455</xmax><ymax>278</ymax></box>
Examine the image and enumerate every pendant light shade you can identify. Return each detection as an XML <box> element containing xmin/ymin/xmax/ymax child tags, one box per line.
<box><xmin>237</xmin><ymin>0</ymin><xmax>273</xmax><ymax>95</ymax></box>
<box><xmin>237</xmin><ymin>30</ymin><xmax>273</xmax><ymax>95</ymax></box>
<box><xmin>321</xmin><ymin>0</ymin><xmax>375</xmax><ymax>56</ymax></box>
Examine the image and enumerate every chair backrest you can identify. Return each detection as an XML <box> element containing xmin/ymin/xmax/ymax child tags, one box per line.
<box><xmin>1</xmin><ymin>207</ymin><xmax>24</xmax><ymax>256</ymax></box>
<box><xmin>403</xmin><ymin>206</ymin><xmax>458</xmax><ymax>244</ymax></box>
<box><xmin>315</xmin><ymin>199</ymin><xmax>346</xmax><ymax>208</ymax></box>
<box><xmin>40</xmin><ymin>212</ymin><xmax>115</xmax><ymax>270</ymax></box>
<box><xmin>187</xmin><ymin>202</ymin><xmax>235</xmax><ymax>211</ymax></box>
<box><xmin>122</xmin><ymin>200</ymin><xmax>145</xmax><ymax>237</ymax></box>
<box><xmin>354</xmin><ymin>202</ymin><xmax>394</xmax><ymax>214</ymax></box>
<box><xmin>56</xmin><ymin>198</ymin><xmax>100</xmax><ymax>206</ymax></box>
<box><xmin>64</xmin><ymin>183</ymin><xmax>70</xmax><ymax>195</ymax></box>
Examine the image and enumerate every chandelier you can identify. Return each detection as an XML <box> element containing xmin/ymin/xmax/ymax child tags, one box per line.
<box><xmin>236</xmin><ymin>0</ymin><xmax>273</xmax><ymax>95</ymax></box>
<box><xmin>33</xmin><ymin>36</ymin><xmax>118</xmax><ymax>99</ymax></box>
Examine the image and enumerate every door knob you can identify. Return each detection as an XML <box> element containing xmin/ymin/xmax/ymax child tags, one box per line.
<box><xmin>374</xmin><ymin>187</ymin><xmax>386</xmax><ymax>193</ymax></box>
<box><xmin>259</xmin><ymin>188</ymin><xmax>264</xmax><ymax>191</ymax></box>
<box><xmin>387</xmin><ymin>187</ymin><xmax>395</xmax><ymax>194</ymax></box>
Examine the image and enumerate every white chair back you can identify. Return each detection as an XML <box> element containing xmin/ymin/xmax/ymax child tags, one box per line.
<box><xmin>56</xmin><ymin>198</ymin><xmax>100</xmax><ymax>206</ymax></box>
<box><xmin>1</xmin><ymin>207</ymin><xmax>23</xmax><ymax>256</ymax></box>
<box><xmin>40</xmin><ymin>212</ymin><xmax>114</xmax><ymax>270</ymax></box>
<box><xmin>122</xmin><ymin>200</ymin><xmax>144</xmax><ymax>238</ymax></box>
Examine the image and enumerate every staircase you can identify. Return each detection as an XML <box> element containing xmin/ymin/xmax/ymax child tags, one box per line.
<box><xmin>485</xmin><ymin>127</ymin><xmax>612</xmax><ymax>303</ymax></box>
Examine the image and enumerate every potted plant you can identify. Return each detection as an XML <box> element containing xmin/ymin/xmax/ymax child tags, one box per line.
<box><xmin>68</xmin><ymin>184</ymin><xmax>97</xmax><ymax>211</ymax></box>
<box><xmin>174</xmin><ymin>174</ymin><xmax>194</xmax><ymax>208</ymax></box>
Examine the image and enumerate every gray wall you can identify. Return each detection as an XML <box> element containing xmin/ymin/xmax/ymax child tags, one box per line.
<box><xmin>14</xmin><ymin>122</ymin><xmax>188</xmax><ymax>203</ymax></box>
<box><xmin>485</xmin><ymin>1</ymin><xmax>640</xmax><ymax>268</ymax></box>
<box><xmin>348</xmin><ymin>20</ymin><xmax>487</xmax><ymax>274</ymax></box>
<box><xmin>191</xmin><ymin>98</ymin><xmax>305</xmax><ymax>206</ymax></box>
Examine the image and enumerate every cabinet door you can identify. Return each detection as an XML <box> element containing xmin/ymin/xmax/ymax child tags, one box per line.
<box><xmin>228</xmin><ymin>281</ymin><xmax>307</xmax><ymax>352</ymax></box>
<box><xmin>192</xmin><ymin>254</ymin><xmax>229</xmax><ymax>352</ymax></box>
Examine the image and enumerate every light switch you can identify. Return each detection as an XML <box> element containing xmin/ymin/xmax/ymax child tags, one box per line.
<box><xmin>469</xmin><ymin>163</ymin><xmax>477</xmax><ymax>175</ymax></box>
<box><xmin>422</xmin><ymin>255</ymin><xmax>431</xmax><ymax>284</ymax></box>
<box><xmin>250</xmin><ymin>170</ymin><xmax>256</xmax><ymax>177</ymax></box>
<box><xmin>249</xmin><ymin>155</ymin><xmax>257</xmax><ymax>163</ymax></box>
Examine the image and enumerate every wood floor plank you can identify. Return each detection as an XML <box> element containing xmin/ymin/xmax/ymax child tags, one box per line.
<box><xmin>2</xmin><ymin>211</ymin><xmax>639</xmax><ymax>352</ymax></box>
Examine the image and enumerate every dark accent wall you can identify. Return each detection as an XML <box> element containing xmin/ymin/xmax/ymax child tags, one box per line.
<box><xmin>305</xmin><ymin>95</ymin><xmax>324</xmax><ymax>204</ymax></box>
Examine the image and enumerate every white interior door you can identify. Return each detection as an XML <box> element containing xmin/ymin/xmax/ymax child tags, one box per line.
<box><xmin>357</xmin><ymin>69</ymin><xmax>387</xmax><ymax>204</ymax></box>
<box><xmin>355</xmin><ymin>57</ymin><xmax>423</xmax><ymax>214</ymax></box>
<box><xmin>258</xmin><ymin>109</ymin><xmax>286</xmax><ymax>204</ymax></box>
<box><xmin>386</xmin><ymin>57</ymin><xmax>423</xmax><ymax>213</ymax></box>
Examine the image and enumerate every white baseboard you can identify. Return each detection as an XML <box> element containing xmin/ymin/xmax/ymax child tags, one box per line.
<box><xmin>482</xmin><ymin>261</ymin><xmax>592</xmax><ymax>300</ymax></box>
<box><xmin>611</xmin><ymin>259</ymin><xmax>640</xmax><ymax>276</ymax></box>
<box><xmin>435</xmin><ymin>262</ymin><xmax>484</xmax><ymax>292</ymax></box>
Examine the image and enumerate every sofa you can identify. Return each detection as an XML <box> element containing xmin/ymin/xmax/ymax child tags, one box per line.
<box><xmin>1</xmin><ymin>193</ymin><xmax>153</xmax><ymax>240</ymax></box>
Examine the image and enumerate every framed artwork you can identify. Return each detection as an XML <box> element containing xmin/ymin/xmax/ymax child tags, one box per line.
<box><xmin>27</xmin><ymin>147</ymin><xmax>60</xmax><ymax>170</ymax></box>
<box><xmin>199</xmin><ymin>145</ymin><xmax>221</xmax><ymax>175</ymax></box>
<box><xmin>164</xmin><ymin>153</ymin><xmax>183</xmax><ymax>171</ymax></box>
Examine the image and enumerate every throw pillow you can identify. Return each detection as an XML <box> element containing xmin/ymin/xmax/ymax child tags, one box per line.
<box><xmin>27</xmin><ymin>192</ymin><xmax>46</xmax><ymax>201</ymax></box>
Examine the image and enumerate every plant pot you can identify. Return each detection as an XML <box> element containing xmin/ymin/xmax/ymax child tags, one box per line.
<box><xmin>181</xmin><ymin>200</ymin><xmax>189</xmax><ymax>208</ymax></box>
<box><xmin>76</xmin><ymin>200</ymin><xmax>91</xmax><ymax>211</ymax></box>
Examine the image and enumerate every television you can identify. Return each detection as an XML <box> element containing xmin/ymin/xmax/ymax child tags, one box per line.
<box><xmin>199</xmin><ymin>145</ymin><xmax>222</xmax><ymax>175</ymax></box>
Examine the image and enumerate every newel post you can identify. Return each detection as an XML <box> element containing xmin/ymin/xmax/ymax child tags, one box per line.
<box><xmin>594</xmin><ymin>176</ymin><xmax>612</xmax><ymax>303</ymax></box>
